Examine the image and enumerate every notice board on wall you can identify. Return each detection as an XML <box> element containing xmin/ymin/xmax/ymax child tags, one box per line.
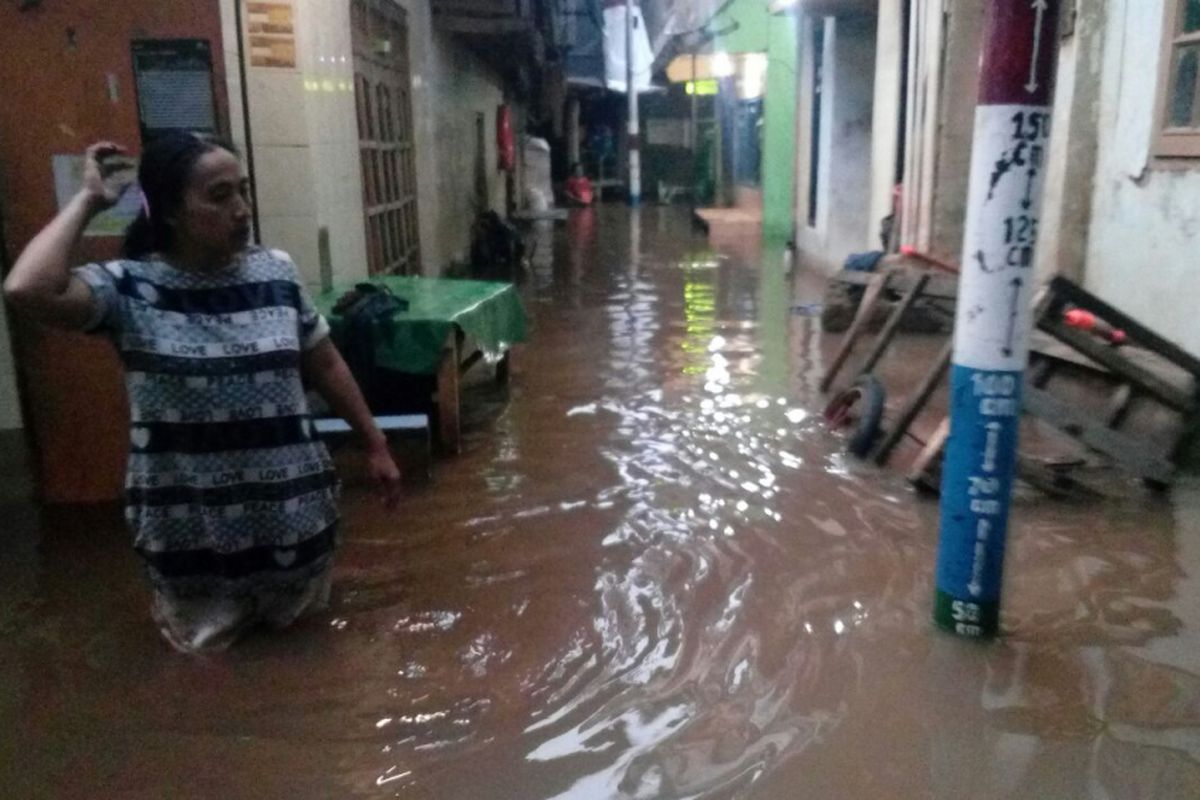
<box><xmin>131</xmin><ymin>39</ymin><xmax>218</xmax><ymax>142</ymax></box>
<box><xmin>247</xmin><ymin>2</ymin><xmax>297</xmax><ymax>68</ymax></box>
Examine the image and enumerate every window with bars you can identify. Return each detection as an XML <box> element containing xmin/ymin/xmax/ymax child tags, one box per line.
<box><xmin>351</xmin><ymin>0</ymin><xmax>421</xmax><ymax>274</ymax></box>
<box><xmin>1157</xmin><ymin>0</ymin><xmax>1200</xmax><ymax>159</ymax></box>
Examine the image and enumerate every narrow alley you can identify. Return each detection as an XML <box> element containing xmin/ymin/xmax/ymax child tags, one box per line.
<box><xmin>3</xmin><ymin>206</ymin><xmax>1199</xmax><ymax>798</ymax></box>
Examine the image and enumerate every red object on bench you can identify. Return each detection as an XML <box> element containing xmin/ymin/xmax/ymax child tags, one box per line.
<box><xmin>1064</xmin><ymin>308</ymin><xmax>1127</xmax><ymax>346</ymax></box>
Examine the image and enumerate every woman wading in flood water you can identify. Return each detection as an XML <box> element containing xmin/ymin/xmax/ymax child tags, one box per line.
<box><xmin>3</xmin><ymin>134</ymin><xmax>401</xmax><ymax>653</ymax></box>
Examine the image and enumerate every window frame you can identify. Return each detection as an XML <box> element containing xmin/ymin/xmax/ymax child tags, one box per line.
<box><xmin>1155</xmin><ymin>0</ymin><xmax>1200</xmax><ymax>160</ymax></box>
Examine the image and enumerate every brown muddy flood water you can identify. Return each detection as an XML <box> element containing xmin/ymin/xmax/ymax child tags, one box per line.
<box><xmin>2</xmin><ymin>207</ymin><xmax>1200</xmax><ymax>799</ymax></box>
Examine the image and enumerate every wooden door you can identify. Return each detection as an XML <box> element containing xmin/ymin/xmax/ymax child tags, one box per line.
<box><xmin>0</xmin><ymin>1</ymin><xmax>230</xmax><ymax>503</ymax></box>
<box><xmin>351</xmin><ymin>0</ymin><xmax>421</xmax><ymax>275</ymax></box>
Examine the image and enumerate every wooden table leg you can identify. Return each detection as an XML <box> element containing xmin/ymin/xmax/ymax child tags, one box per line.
<box><xmin>496</xmin><ymin>350</ymin><xmax>512</xmax><ymax>386</ymax></box>
<box><xmin>436</xmin><ymin>332</ymin><xmax>461</xmax><ymax>454</ymax></box>
<box><xmin>908</xmin><ymin>416</ymin><xmax>951</xmax><ymax>489</ymax></box>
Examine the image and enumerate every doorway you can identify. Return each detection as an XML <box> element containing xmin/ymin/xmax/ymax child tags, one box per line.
<box><xmin>351</xmin><ymin>0</ymin><xmax>421</xmax><ymax>275</ymax></box>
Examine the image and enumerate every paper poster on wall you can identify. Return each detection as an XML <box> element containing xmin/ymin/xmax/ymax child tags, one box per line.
<box><xmin>248</xmin><ymin>2</ymin><xmax>297</xmax><ymax>68</ymax></box>
<box><xmin>131</xmin><ymin>39</ymin><xmax>217</xmax><ymax>140</ymax></box>
<box><xmin>52</xmin><ymin>155</ymin><xmax>142</xmax><ymax>238</ymax></box>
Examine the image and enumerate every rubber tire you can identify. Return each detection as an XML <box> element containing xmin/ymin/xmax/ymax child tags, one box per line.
<box><xmin>825</xmin><ymin>375</ymin><xmax>887</xmax><ymax>459</ymax></box>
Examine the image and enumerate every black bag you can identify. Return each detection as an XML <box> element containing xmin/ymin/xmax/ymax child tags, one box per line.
<box><xmin>334</xmin><ymin>283</ymin><xmax>409</xmax><ymax>407</ymax></box>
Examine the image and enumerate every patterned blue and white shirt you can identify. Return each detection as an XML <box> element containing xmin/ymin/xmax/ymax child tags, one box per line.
<box><xmin>75</xmin><ymin>247</ymin><xmax>340</xmax><ymax>563</ymax></box>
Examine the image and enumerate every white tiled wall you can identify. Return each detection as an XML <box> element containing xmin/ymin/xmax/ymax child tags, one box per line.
<box><xmin>219</xmin><ymin>0</ymin><xmax>367</xmax><ymax>289</ymax></box>
<box><xmin>254</xmin><ymin>146</ymin><xmax>320</xmax><ymax>218</ymax></box>
<box><xmin>261</xmin><ymin>216</ymin><xmax>323</xmax><ymax>283</ymax></box>
<box><xmin>297</xmin><ymin>0</ymin><xmax>368</xmax><ymax>282</ymax></box>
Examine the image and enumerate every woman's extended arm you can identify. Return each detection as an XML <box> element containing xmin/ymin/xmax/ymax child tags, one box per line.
<box><xmin>2</xmin><ymin>142</ymin><xmax>128</xmax><ymax>329</ymax></box>
<box><xmin>302</xmin><ymin>337</ymin><xmax>403</xmax><ymax>510</ymax></box>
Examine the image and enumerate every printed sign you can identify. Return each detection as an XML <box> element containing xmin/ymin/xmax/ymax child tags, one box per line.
<box><xmin>248</xmin><ymin>2</ymin><xmax>297</xmax><ymax>68</ymax></box>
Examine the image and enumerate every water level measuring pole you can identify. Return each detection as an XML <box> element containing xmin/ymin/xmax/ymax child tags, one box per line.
<box><xmin>934</xmin><ymin>0</ymin><xmax>1060</xmax><ymax>638</ymax></box>
<box><xmin>626</xmin><ymin>0</ymin><xmax>642</xmax><ymax>207</ymax></box>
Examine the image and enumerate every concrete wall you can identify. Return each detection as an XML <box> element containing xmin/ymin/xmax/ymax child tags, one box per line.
<box><xmin>867</xmin><ymin>0</ymin><xmax>904</xmax><ymax>251</ymax></box>
<box><xmin>1036</xmin><ymin>0</ymin><xmax>1106</xmax><ymax>285</ymax></box>
<box><xmin>1083</xmin><ymin>0</ymin><xmax>1200</xmax><ymax>355</ymax></box>
<box><xmin>408</xmin><ymin>16</ymin><xmax>508</xmax><ymax>272</ymax></box>
<box><xmin>795</xmin><ymin>14</ymin><xmax>876</xmax><ymax>273</ymax></box>
<box><xmin>927</xmin><ymin>0</ymin><xmax>984</xmax><ymax>264</ymax></box>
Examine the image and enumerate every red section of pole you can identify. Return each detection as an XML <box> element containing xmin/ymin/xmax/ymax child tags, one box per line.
<box><xmin>978</xmin><ymin>0</ymin><xmax>1059</xmax><ymax>105</ymax></box>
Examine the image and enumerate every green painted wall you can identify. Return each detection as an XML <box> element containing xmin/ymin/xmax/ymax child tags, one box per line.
<box><xmin>709</xmin><ymin>0</ymin><xmax>771</xmax><ymax>51</ymax></box>
<box><xmin>707</xmin><ymin>2</ymin><xmax>798</xmax><ymax>241</ymax></box>
<box><xmin>761</xmin><ymin>13</ymin><xmax>798</xmax><ymax>241</ymax></box>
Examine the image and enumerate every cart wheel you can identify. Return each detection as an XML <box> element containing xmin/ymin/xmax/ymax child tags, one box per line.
<box><xmin>823</xmin><ymin>375</ymin><xmax>887</xmax><ymax>458</ymax></box>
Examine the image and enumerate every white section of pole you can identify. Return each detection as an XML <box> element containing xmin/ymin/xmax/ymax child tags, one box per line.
<box><xmin>626</xmin><ymin>0</ymin><xmax>641</xmax><ymax>206</ymax></box>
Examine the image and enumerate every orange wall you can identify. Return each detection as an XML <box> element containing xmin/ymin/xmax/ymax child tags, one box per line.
<box><xmin>0</xmin><ymin>0</ymin><xmax>230</xmax><ymax>503</ymax></box>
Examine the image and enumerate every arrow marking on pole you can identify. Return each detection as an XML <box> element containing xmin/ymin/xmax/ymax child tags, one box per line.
<box><xmin>1021</xmin><ymin>166</ymin><xmax>1038</xmax><ymax>210</ymax></box>
<box><xmin>983</xmin><ymin>422</ymin><xmax>1001</xmax><ymax>472</ymax></box>
<box><xmin>968</xmin><ymin>519</ymin><xmax>993</xmax><ymax>598</ymax></box>
<box><xmin>1002</xmin><ymin>276</ymin><xmax>1024</xmax><ymax>357</ymax></box>
<box><xmin>1026</xmin><ymin>0</ymin><xmax>1049</xmax><ymax>94</ymax></box>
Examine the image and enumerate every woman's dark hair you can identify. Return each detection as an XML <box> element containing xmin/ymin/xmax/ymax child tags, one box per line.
<box><xmin>122</xmin><ymin>132</ymin><xmax>238</xmax><ymax>259</ymax></box>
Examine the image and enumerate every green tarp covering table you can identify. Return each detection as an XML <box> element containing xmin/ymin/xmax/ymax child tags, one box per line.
<box><xmin>313</xmin><ymin>276</ymin><xmax>528</xmax><ymax>451</ymax></box>
<box><xmin>313</xmin><ymin>276</ymin><xmax>528</xmax><ymax>375</ymax></box>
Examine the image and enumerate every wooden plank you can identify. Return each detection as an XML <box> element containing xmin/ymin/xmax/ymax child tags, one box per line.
<box><xmin>1030</xmin><ymin>333</ymin><xmax>1108</xmax><ymax>373</ymax></box>
<box><xmin>831</xmin><ymin>268</ymin><xmax>959</xmax><ymax>300</ymax></box>
<box><xmin>1031</xmin><ymin>283</ymin><xmax>1060</xmax><ymax>325</ymax></box>
<box><xmin>873</xmin><ymin>339</ymin><xmax>954</xmax><ymax>466</ymax></box>
<box><xmin>458</xmin><ymin>348</ymin><xmax>485</xmax><ymax>377</ymax></box>
<box><xmin>1039</xmin><ymin>320</ymin><xmax>1195</xmax><ymax>414</ymax></box>
<box><xmin>1105</xmin><ymin>384</ymin><xmax>1135</xmax><ymax>429</ymax></box>
<box><xmin>907</xmin><ymin>416</ymin><xmax>950</xmax><ymax>488</ymax></box>
<box><xmin>1029</xmin><ymin>356</ymin><xmax>1057</xmax><ymax>389</ymax></box>
<box><xmin>496</xmin><ymin>350</ymin><xmax>512</xmax><ymax>386</ymax></box>
<box><xmin>436</xmin><ymin>332</ymin><xmax>462</xmax><ymax>454</ymax></box>
<box><xmin>857</xmin><ymin>273</ymin><xmax>932</xmax><ymax>379</ymax></box>
<box><xmin>1014</xmin><ymin>454</ymin><xmax>1095</xmax><ymax>498</ymax></box>
<box><xmin>1022</xmin><ymin>385</ymin><xmax>1174</xmax><ymax>484</ymax></box>
<box><xmin>820</xmin><ymin>272</ymin><xmax>891</xmax><ymax>393</ymax></box>
<box><xmin>904</xmin><ymin>419</ymin><xmax>1096</xmax><ymax>499</ymax></box>
<box><xmin>1048</xmin><ymin>276</ymin><xmax>1200</xmax><ymax>376</ymax></box>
